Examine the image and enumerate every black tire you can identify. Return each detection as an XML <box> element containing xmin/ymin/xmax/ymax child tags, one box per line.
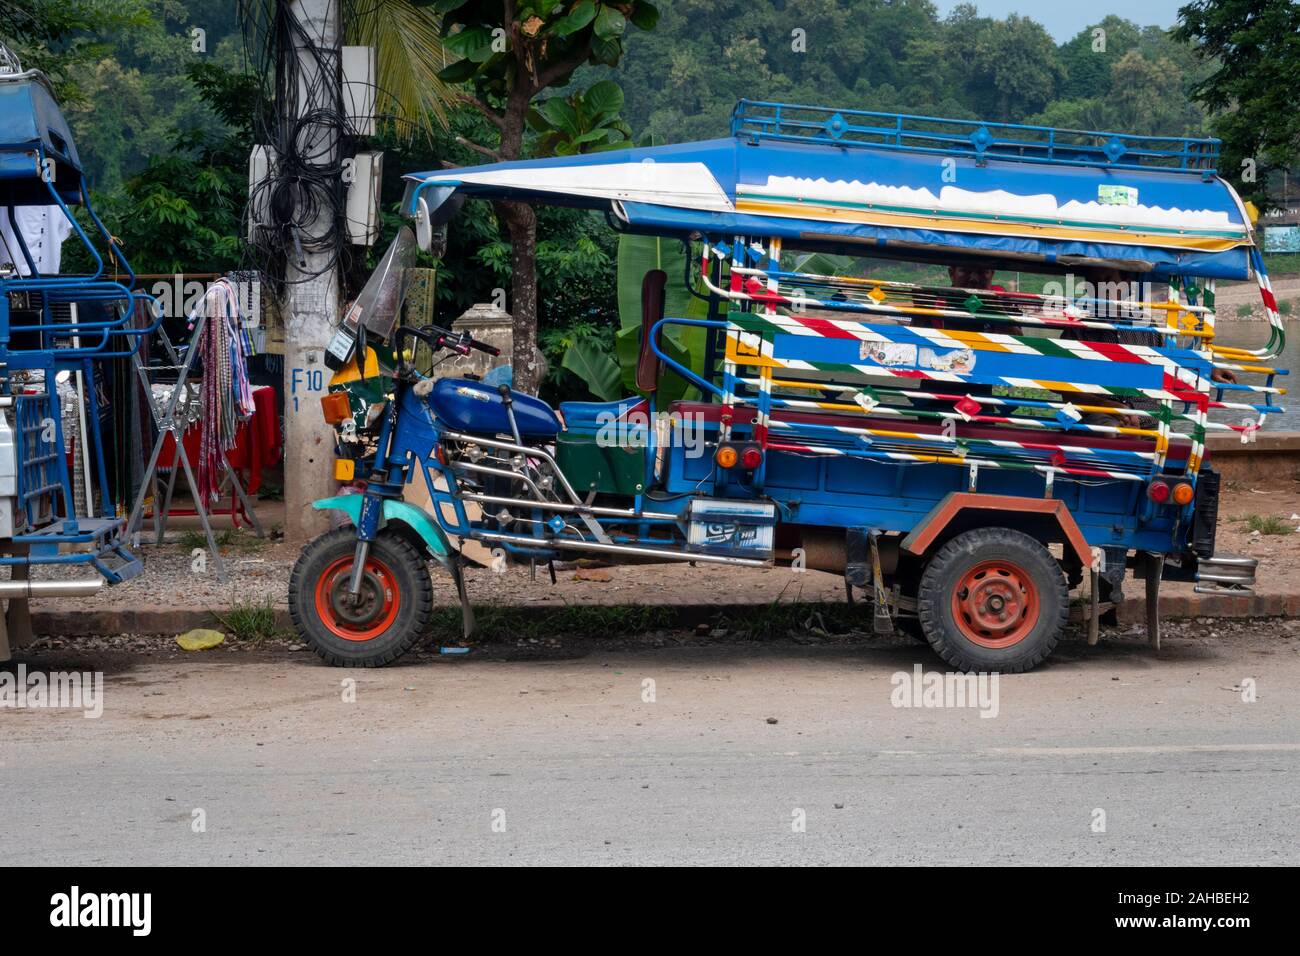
<box><xmin>289</xmin><ymin>527</ymin><xmax>434</xmax><ymax>667</ymax></box>
<box><xmin>917</xmin><ymin>527</ymin><xmax>1067</xmax><ymax>673</ymax></box>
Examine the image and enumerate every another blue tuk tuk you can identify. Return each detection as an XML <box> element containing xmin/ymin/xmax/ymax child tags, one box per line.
<box><xmin>0</xmin><ymin>59</ymin><xmax>160</xmax><ymax>659</ymax></box>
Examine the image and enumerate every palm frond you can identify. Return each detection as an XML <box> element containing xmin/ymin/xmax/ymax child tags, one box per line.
<box><xmin>347</xmin><ymin>0</ymin><xmax>452</xmax><ymax>141</ymax></box>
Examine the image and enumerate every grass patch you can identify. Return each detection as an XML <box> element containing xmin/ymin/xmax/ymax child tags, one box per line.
<box><xmin>1279</xmin><ymin>299</ymin><xmax>1294</xmax><ymax>317</ymax></box>
<box><xmin>178</xmin><ymin>528</ymin><xmax>266</xmax><ymax>554</ymax></box>
<box><xmin>1236</xmin><ymin>304</ymin><xmax>1254</xmax><ymax>318</ymax></box>
<box><xmin>1240</xmin><ymin>514</ymin><xmax>1293</xmax><ymax>535</ymax></box>
<box><xmin>211</xmin><ymin>596</ymin><xmax>281</xmax><ymax>643</ymax></box>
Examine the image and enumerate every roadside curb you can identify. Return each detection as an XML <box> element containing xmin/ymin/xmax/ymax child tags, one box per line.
<box><xmin>30</xmin><ymin>590</ymin><xmax>1299</xmax><ymax>637</ymax></box>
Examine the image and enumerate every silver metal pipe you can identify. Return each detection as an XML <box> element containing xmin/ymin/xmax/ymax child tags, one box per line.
<box><xmin>462</xmin><ymin>492</ymin><xmax>677</xmax><ymax>522</ymax></box>
<box><xmin>469</xmin><ymin>530</ymin><xmax>768</xmax><ymax>567</ymax></box>
<box><xmin>441</xmin><ymin>430</ymin><xmax>588</xmax><ymax>508</ymax></box>
<box><xmin>1202</xmin><ymin>556</ymin><xmax>1258</xmax><ymax>567</ymax></box>
<box><xmin>455</xmin><ymin>460</ymin><xmax>551</xmax><ymax>501</ymax></box>
<box><xmin>0</xmin><ymin>578</ymin><xmax>104</xmax><ymax>598</ymax></box>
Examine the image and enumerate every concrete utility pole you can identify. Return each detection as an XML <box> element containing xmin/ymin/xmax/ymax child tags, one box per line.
<box><xmin>282</xmin><ymin>0</ymin><xmax>341</xmax><ymax>543</ymax></box>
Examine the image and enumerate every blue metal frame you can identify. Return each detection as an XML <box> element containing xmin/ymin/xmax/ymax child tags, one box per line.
<box><xmin>0</xmin><ymin>75</ymin><xmax>163</xmax><ymax>585</ymax></box>
<box><xmin>731</xmin><ymin>99</ymin><xmax>1221</xmax><ymax>175</ymax></box>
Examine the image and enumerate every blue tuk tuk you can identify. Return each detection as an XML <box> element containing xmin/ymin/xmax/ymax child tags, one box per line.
<box><xmin>290</xmin><ymin>100</ymin><xmax>1285</xmax><ymax>672</ymax></box>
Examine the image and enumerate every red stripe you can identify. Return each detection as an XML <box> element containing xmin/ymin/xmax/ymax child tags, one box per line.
<box><xmin>1076</xmin><ymin>339</ymin><xmax>1146</xmax><ymax>363</ymax></box>
<box><xmin>786</xmin><ymin>315</ymin><xmax>859</xmax><ymax>339</ymax></box>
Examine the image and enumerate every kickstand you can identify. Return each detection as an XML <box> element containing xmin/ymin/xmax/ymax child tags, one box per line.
<box><xmin>449</xmin><ymin>553</ymin><xmax>476</xmax><ymax>640</ymax></box>
<box><xmin>1143</xmin><ymin>552</ymin><xmax>1164</xmax><ymax>651</ymax></box>
<box><xmin>1087</xmin><ymin>567</ymin><xmax>1101</xmax><ymax>646</ymax></box>
<box><xmin>548</xmin><ymin>560</ymin><xmax>557</xmax><ymax>585</ymax></box>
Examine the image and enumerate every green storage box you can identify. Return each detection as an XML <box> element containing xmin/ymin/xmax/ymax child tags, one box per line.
<box><xmin>556</xmin><ymin>432</ymin><xmax>647</xmax><ymax>496</ymax></box>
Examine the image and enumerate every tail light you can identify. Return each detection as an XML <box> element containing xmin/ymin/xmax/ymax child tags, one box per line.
<box><xmin>1172</xmin><ymin>481</ymin><xmax>1195</xmax><ymax>506</ymax></box>
<box><xmin>1147</xmin><ymin>480</ymin><xmax>1171</xmax><ymax>504</ymax></box>
<box><xmin>716</xmin><ymin>443</ymin><xmax>763</xmax><ymax>471</ymax></box>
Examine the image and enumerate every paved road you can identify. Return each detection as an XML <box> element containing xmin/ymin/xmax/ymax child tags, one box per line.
<box><xmin>3</xmin><ymin>628</ymin><xmax>1297</xmax><ymax>865</ymax></box>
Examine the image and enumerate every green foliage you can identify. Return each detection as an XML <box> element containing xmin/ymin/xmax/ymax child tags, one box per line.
<box><xmin>0</xmin><ymin>0</ymin><xmax>152</xmax><ymax>104</ymax></box>
<box><xmin>63</xmin><ymin>61</ymin><xmax>256</xmax><ymax>275</ymax></box>
<box><xmin>528</xmin><ymin>79</ymin><xmax>634</xmax><ymax>154</ymax></box>
<box><xmin>1176</xmin><ymin>0</ymin><xmax>1300</xmax><ymax>210</ymax></box>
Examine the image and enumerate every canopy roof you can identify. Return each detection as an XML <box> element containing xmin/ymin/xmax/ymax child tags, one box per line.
<box><xmin>405</xmin><ymin>102</ymin><xmax>1254</xmax><ymax>279</ymax></box>
<box><xmin>0</xmin><ymin>70</ymin><xmax>82</xmax><ymax>204</ymax></box>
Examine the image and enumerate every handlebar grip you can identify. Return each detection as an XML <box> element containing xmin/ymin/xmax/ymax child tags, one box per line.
<box><xmin>470</xmin><ymin>339</ymin><xmax>501</xmax><ymax>357</ymax></box>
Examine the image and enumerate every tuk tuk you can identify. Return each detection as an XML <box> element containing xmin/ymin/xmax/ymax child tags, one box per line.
<box><xmin>0</xmin><ymin>60</ymin><xmax>161</xmax><ymax>660</ymax></box>
<box><xmin>290</xmin><ymin>99</ymin><xmax>1286</xmax><ymax>672</ymax></box>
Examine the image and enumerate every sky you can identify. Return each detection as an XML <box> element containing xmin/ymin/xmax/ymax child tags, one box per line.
<box><xmin>929</xmin><ymin>1</ymin><xmax>1191</xmax><ymax>42</ymax></box>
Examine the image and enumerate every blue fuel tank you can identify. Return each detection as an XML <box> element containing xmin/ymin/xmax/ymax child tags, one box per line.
<box><xmin>425</xmin><ymin>377</ymin><xmax>561</xmax><ymax>439</ymax></box>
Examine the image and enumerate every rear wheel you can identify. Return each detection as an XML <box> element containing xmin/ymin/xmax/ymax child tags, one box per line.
<box><xmin>917</xmin><ymin>527</ymin><xmax>1066</xmax><ymax>673</ymax></box>
<box><xmin>289</xmin><ymin>527</ymin><xmax>434</xmax><ymax>666</ymax></box>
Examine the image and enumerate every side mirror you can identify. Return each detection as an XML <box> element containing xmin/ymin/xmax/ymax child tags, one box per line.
<box><xmin>635</xmin><ymin>269</ymin><xmax>668</xmax><ymax>392</ymax></box>
<box><xmin>414</xmin><ymin>196</ymin><xmax>433</xmax><ymax>252</ymax></box>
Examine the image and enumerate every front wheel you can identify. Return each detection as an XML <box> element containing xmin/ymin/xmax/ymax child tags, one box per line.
<box><xmin>917</xmin><ymin>527</ymin><xmax>1067</xmax><ymax>673</ymax></box>
<box><xmin>289</xmin><ymin>527</ymin><xmax>434</xmax><ymax>666</ymax></box>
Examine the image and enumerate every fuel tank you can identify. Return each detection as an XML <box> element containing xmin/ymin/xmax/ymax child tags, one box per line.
<box><xmin>425</xmin><ymin>377</ymin><xmax>561</xmax><ymax>439</ymax></box>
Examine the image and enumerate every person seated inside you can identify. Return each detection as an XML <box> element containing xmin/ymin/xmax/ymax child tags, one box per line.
<box><xmin>1060</xmin><ymin>267</ymin><xmax>1233</xmax><ymax>428</ymax></box>
<box><xmin>899</xmin><ymin>263</ymin><xmax>1022</xmax><ymax>410</ymax></box>
<box><xmin>915</xmin><ymin>263</ymin><xmax>1024</xmax><ymax>336</ymax></box>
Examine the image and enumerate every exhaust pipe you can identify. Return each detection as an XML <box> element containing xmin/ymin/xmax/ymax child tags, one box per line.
<box><xmin>0</xmin><ymin>579</ymin><xmax>104</xmax><ymax>598</ymax></box>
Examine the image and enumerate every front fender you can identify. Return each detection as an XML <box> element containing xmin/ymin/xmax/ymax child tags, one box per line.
<box><xmin>312</xmin><ymin>494</ymin><xmax>454</xmax><ymax>568</ymax></box>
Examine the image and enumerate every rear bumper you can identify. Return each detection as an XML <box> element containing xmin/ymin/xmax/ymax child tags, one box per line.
<box><xmin>1195</xmin><ymin>553</ymin><xmax>1258</xmax><ymax>594</ymax></box>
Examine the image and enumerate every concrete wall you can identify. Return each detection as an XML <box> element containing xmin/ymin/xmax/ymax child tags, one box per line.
<box><xmin>1205</xmin><ymin>431</ymin><xmax>1300</xmax><ymax>482</ymax></box>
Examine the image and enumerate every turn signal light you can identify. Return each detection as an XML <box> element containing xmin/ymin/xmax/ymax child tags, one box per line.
<box><xmin>321</xmin><ymin>390</ymin><xmax>351</xmax><ymax>425</ymax></box>
<box><xmin>1172</xmin><ymin>481</ymin><xmax>1195</xmax><ymax>506</ymax></box>
<box><xmin>715</xmin><ymin>445</ymin><xmax>739</xmax><ymax>469</ymax></box>
<box><xmin>1147</xmin><ymin>480</ymin><xmax>1171</xmax><ymax>504</ymax></box>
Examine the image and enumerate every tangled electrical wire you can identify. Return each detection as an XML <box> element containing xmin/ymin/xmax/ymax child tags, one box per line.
<box><xmin>238</xmin><ymin>0</ymin><xmax>386</xmax><ymax>291</ymax></box>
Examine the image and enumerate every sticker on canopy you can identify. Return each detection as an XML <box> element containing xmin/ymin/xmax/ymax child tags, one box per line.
<box><xmin>921</xmin><ymin>347</ymin><xmax>976</xmax><ymax>373</ymax></box>
<box><xmin>1098</xmin><ymin>185</ymin><xmax>1138</xmax><ymax>207</ymax></box>
<box><xmin>861</xmin><ymin>342</ymin><xmax>917</xmax><ymax>366</ymax></box>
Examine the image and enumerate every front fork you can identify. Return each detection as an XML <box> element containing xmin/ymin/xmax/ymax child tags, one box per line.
<box><xmin>348</xmin><ymin>375</ymin><xmax>407</xmax><ymax>597</ymax></box>
<box><xmin>346</xmin><ymin>494</ymin><xmax>383</xmax><ymax>597</ymax></box>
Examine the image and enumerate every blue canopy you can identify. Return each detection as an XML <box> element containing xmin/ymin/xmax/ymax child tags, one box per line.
<box><xmin>0</xmin><ymin>71</ymin><xmax>83</xmax><ymax>204</ymax></box>
<box><xmin>405</xmin><ymin>103</ymin><xmax>1255</xmax><ymax>279</ymax></box>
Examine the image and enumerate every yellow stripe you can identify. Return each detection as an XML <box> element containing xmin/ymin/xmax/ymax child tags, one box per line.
<box><xmin>735</xmin><ymin>198</ymin><xmax>1246</xmax><ymax>253</ymax></box>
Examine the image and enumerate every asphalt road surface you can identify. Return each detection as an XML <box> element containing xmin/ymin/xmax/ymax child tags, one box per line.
<box><xmin>3</xmin><ymin>626</ymin><xmax>1297</xmax><ymax>866</ymax></box>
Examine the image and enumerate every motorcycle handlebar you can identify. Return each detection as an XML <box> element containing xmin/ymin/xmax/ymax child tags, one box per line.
<box><xmin>393</xmin><ymin>324</ymin><xmax>500</xmax><ymax>358</ymax></box>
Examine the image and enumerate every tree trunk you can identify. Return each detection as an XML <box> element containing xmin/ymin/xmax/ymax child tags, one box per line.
<box><xmin>498</xmin><ymin>199</ymin><xmax>539</xmax><ymax>394</ymax></box>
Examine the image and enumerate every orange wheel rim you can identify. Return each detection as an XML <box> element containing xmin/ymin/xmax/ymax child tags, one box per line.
<box><xmin>313</xmin><ymin>555</ymin><xmax>401</xmax><ymax>642</ymax></box>
<box><xmin>950</xmin><ymin>559</ymin><xmax>1038</xmax><ymax>649</ymax></box>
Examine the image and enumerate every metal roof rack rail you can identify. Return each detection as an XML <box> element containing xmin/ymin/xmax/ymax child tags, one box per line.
<box><xmin>730</xmin><ymin>99</ymin><xmax>1220</xmax><ymax>175</ymax></box>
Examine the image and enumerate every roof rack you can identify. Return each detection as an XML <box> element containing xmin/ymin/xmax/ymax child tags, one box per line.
<box><xmin>730</xmin><ymin>99</ymin><xmax>1220</xmax><ymax>175</ymax></box>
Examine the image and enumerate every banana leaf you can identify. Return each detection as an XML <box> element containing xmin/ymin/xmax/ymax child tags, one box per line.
<box><xmin>616</xmin><ymin>232</ymin><xmax>710</xmax><ymax>403</ymax></box>
<box><xmin>560</xmin><ymin>335</ymin><xmax>624</xmax><ymax>402</ymax></box>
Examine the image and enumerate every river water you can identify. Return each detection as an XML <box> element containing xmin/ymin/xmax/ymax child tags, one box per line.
<box><xmin>1213</xmin><ymin>321</ymin><xmax>1296</xmax><ymax>430</ymax></box>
